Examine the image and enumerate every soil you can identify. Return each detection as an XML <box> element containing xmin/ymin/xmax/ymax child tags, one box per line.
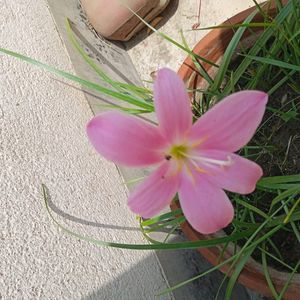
<box><xmin>223</xmin><ymin>62</ymin><xmax>300</xmax><ymax>272</ymax></box>
<box><xmin>251</xmin><ymin>81</ymin><xmax>300</xmax><ymax>272</ymax></box>
<box><xmin>252</xmin><ymin>84</ymin><xmax>300</xmax><ymax>176</ymax></box>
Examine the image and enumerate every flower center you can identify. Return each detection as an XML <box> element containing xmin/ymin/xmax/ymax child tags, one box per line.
<box><xmin>169</xmin><ymin>144</ymin><xmax>189</xmax><ymax>160</ymax></box>
<box><xmin>164</xmin><ymin>142</ymin><xmax>234</xmax><ymax>179</ymax></box>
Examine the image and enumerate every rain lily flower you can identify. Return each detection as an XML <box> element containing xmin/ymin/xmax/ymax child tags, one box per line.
<box><xmin>87</xmin><ymin>68</ymin><xmax>268</xmax><ymax>234</ymax></box>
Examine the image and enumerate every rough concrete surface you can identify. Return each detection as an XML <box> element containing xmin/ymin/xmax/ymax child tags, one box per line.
<box><xmin>0</xmin><ymin>0</ymin><xmax>171</xmax><ymax>299</ymax></box>
<box><xmin>127</xmin><ymin>0</ymin><xmax>265</xmax><ymax>80</ymax></box>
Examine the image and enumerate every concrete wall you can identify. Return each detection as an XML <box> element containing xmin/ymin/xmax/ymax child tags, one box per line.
<box><xmin>0</xmin><ymin>0</ymin><xmax>170</xmax><ymax>299</ymax></box>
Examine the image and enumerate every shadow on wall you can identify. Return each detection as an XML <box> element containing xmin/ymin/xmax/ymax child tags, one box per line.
<box><xmin>82</xmin><ymin>235</ymin><xmax>253</xmax><ymax>300</ymax></box>
<box><xmin>125</xmin><ymin>0</ymin><xmax>180</xmax><ymax>50</ymax></box>
<box><xmin>45</xmin><ymin>184</ymin><xmax>178</xmax><ymax>234</ymax></box>
<box><xmin>44</xmin><ymin>186</ymin><xmax>256</xmax><ymax>300</ymax></box>
<box><xmin>44</xmin><ymin>184</ymin><xmax>141</xmax><ymax>233</ymax></box>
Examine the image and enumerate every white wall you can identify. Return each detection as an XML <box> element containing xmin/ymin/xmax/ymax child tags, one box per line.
<box><xmin>0</xmin><ymin>0</ymin><xmax>170</xmax><ymax>299</ymax></box>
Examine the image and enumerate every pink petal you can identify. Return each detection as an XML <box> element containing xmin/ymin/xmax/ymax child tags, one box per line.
<box><xmin>178</xmin><ymin>174</ymin><xmax>234</xmax><ymax>234</ymax></box>
<box><xmin>190</xmin><ymin>91</ymin><xmax>268</xmax><ymax>152</ymax></box>
<box><xmin>194</xmin><ymin>149</ymin><xmax>263</xmax><ymax>194</ymax></box>
<box><xmin>87</xmin><ymin>111</ymin><xmax>167</xmax><ymax>166</ymax></box>
<box><xmin>128</xmin><ymin>163</ymin><xmax>179</xmax><ymax>218</ymax></box>
<box><xmin>154</xmin><ymin>68</ymin><xmax>193</xmax><ymax>142</ymax></box>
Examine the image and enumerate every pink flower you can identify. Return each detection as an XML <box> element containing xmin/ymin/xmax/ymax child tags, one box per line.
<box><xmin>87</xmin><ymin>68</ymin><xmax>268</xmax><ymax>234</ymax></box>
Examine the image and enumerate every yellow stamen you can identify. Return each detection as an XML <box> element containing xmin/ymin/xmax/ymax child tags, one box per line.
<box><xmin>165</xmin><ymin>140</ymin><xmax>233</xmax><ymax>180</ymax></box>
<box><xmin>184</xmin><ymin>163</ymin><xmax>196</xmax><ymax>184</ymax></box>
<box><xmin>189</xmin><ymin>159</ymin><xmax>208</xmax><ymax>174</ymax></box>
<box><xmin>189</xmin><ymin>136</ymin><xmax>208</xmax><ymax>148</ymax></box>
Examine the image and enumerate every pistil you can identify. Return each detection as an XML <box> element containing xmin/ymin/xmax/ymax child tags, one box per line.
<box><xmin>185</xmin><ymin>153</ymin><xmax>233</xmax><ymax>168</ymax></box>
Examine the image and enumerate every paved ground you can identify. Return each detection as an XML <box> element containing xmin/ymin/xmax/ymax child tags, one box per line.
<box><xmin>127</xmin><ymin>0</ymin><xmax>264</xmax><ymax>80</ymax></box>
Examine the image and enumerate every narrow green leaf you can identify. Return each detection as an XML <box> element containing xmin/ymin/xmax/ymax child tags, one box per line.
<box><xmin>258</xmin><ymin>174</ymin><xmax>300</xmax><ymax>185</ymax></box>
<box><xmin>141</xmin><ymin>209</ymin><xmax>182</xmax><ymax>226</ymax></box>
<box><xmin>270</xmin><ymin>185</ymin><xmax>300</xmax><ymax>209</ymax></box>
<box><xmin>243</xmin><ymin>54</ymin><xmax>300</xmax><ymax>72</ymax></box>
<box><xmin>278</xmin><ymin>260</ymin><xmax>300</xmax><ymax>299</ymax></box>
<box><xmin>224</xmin><ymin>248</ymin><xmax>254</xmax><ymax>300</ymax></box>
<box><xmin>42</xmin><ymin>184</ymin><xmax>254</xmax><ymax>250</ymax></box>
<box><xmin>210</xmin><ymin>8</ymin><xmax>259</xmax><ymax>93</ymax></box>
<box><xmin>144</xmin><ymin>216</ymin><xmax>186</xmax><ymax>234</ymax></box>
<box><xmin>158</xmin><ymin>254</ymin><xmax>237</xmax><ymax>296</ymax></box>
<box><xmin>179</xmin><ymin>30</ymin><xmax>214</xmax><ymax>85</ymax></box>
<box><xmin>261</xmin><ymin>242</ymin><xmax>279</xmax><ymax>299</ymax></box>
<box><xmin>123</xmin><ymin>4</ymin><xmax>218</xmax><ymax>67</ymax></box>
<box><xmin>234</xmin><ymin>198</ymin><xmax>268</xmax><ymax>219</ymax></box>
<box><xmin>193</xmin><ymin>22</ymin><xmax>275</xmax><ymax>31</ymax></box>
<box><xmin>284</xmin><ymin>197</ymin><xmax>300</xmax><ymax>223</ymax></box>
<box><xmin>66</xmin><ymin>18</ymin><xmax>152</xmax><ymax>101</ymax></box>
<box><xmin>0</xmin><ymin>47</ymin><xmax>154</xmax><ymax>110</ymax></box>
<box><xmin>223</xmin><ymin>1</ymin><xmax>293</xmax><ymax>94</ymax></box>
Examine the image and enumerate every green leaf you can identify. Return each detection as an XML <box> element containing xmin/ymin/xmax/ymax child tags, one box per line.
<box><xmin>261</xmin><ymin>242</ymin><xmax>279</xmax><ymax>299</ymax></box>
<box><xmin>66</xmin><ymin>18</ymin><xmax>152</xmax><ymax>101</ymax></box>
<box><xmin>284</xmin><ymin>197</ymin><xmax>300</xmax><ymax>224</ymax></box>
<box><xmin>270</xmin><ymin>185</ymin><xmax>300</xmax><ymax>209</ymax></box>
<box><xmin>278</xmin><ymin>260</ymin><xmax>300</xmax><ymax>299</ymax></box>
<box><xmin>141</xmin><ymin>209</ymin><xmax>182</xmax><ymax>226</ymax></box>
<box><xmin>234</xmin><ymin>198</ymin><xmax>268</xmax><ymax>219</ymax></box>
<box><xmin>243</xmin><ymin>54</ymin><xmax>300</xmax><ymax>72</ymax></box>
<box><xmin>144</xmin><ymin>216</ymin><xmax>186</xmax><ymax>234</ymax></box>
<box><xmin>258</xmin><ymin>174</ymin><xmax>300</xmax><ymax>189</ymax></box>
<box><xmin>192</xmin><ymin>22</ymin><xmax>275</xmax><ymax>31</ymax></box>
<box><xmin>224</xmin><ymin>248</ymin><xmax>254</xmax><ymax>300</ymax></box>
<box><xmin>179</xmin><ymin>30</ymin><xmax>214</xmax><ymax>86</ymax></box>
<box><xmin>158</xmin><ymin>254</ymin><xmax>237</xmax><ymax>296</ymax></box>
<box><xmin>42</xmin><ymin>184</ymin><xmax>254</xmax><ymax>250</ymax></box>
<box><xmin>210</xmin><ymin>8</ymin><xmax>259</xmax><ymax>94</ymax></box>
<box><xmin>223</xmin><ymin>0</ymin><xmax>293</xmax><ymax>95</ymax></box>
<box><xmin>0</xmin><ymin>47</ymin><xmax>154</xmax><ymax>110</ymax></box>
<box><xmin>123</xmin><ymin>4</ymin><xmax>218</xmax><ymax>68</ymax></box>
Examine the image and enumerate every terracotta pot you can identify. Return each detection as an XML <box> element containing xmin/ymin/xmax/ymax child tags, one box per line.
<box><xmin>176</xmin><ymin>1</ymin><xmax>299</xmax><ymax>299</ymax></box>
<box><xmin>80</xmin><ymin>0</ymin><xmax>169</xmax><ymax>41</ymax></box>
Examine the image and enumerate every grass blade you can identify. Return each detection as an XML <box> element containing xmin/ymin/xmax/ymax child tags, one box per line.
<box><xmin>243</xmin><ymin>54</ymin><xmax>300</xmax><ymax>72</ymax></box>
<box><xmin>42</xmin><ymin>184</ymin><xmax>255</xmax><ymax>250</ymax></box>
<box><xmin>209</xmin><ymin>8</ymin><xmax>259</xmax><ymax>94</ymax></box>
<box><xmin>261</xmin><ymin>242</ymin><xmax>279</xmax><ymax>299</ymax></box>
<box><xmin>0</xmin><ymin>47</ymin><xmax>154</xmax><ymax>110</ymax></box>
